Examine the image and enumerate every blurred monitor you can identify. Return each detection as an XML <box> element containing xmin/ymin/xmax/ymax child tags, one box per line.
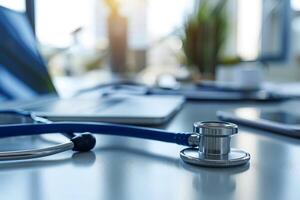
<box><xmin>259</xmin><ymin>0</ymin><xmax>291</xmax><ymax>62</ymax></box>
<box><xmin>237</xmin><ymin>0</ymin><xmax>291</xmax><ymax>63</ymax></box>
<box><xmin>0</xmin><ymin>5</ymin><xmax>56</xmax><ymax>101</ymax></box>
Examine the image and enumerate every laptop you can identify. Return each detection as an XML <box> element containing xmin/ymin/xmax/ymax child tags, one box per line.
<box><xmin>0</xmin><ymin>6</ymin><xmax>184</xmax><ymax>125</ymax></box>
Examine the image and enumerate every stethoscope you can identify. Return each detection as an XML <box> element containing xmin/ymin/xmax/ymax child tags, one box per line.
<box><xmin>0</xmin><ymin>110</ymin><xmax>250</xmax><ymax>167</ymax></box>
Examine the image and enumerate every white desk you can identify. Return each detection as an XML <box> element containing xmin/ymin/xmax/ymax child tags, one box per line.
<box><xmin>0</xmin><ymin>101</ymin><xmax>300</xmax><ymax>200</ymax></box>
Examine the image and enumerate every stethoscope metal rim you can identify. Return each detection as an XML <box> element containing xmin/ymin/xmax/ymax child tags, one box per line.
<box><xmin>180</xmin><ymin>148</ymin><xmax>250</xmax><ymax>167</ymax></box>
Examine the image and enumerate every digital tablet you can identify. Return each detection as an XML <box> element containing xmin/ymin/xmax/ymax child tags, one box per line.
<box><xmin>217</xmin><ymin>101</ymin><xmax>300</xmax><ymax>138</ymax></box>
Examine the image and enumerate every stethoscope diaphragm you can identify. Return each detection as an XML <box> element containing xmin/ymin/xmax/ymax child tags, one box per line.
<box><xmin>180</xmin><ymin>121</ymin><xmax>250</xmax><ymax>167</ymax></box>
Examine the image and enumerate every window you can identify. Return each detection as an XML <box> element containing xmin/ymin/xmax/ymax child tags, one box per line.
<box><xmin>237</xmin><ymin>0</ymin><xmax>262</xmax><ymax>60</ymax></box>
<box><xmin>35</xmin><ymin>0</ymin><xmax>194</xmax><ymax>48</ymax></box>
<box><xmin>292</xmin><ymin>0</ymin><xmax>300</xmax><ymax>11</ymax></box>
<box><xmin>36</xmin><ymin>0</ymin><xmax>96</xmax><ymax>47</ymax></box>
<box><xmin>0</xmin><ymin>0</ymin><xmax>25</xmax><ymax>11</ymax></box>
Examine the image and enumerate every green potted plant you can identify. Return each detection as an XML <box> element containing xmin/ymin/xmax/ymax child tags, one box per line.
<box><xmin>182</xmin><ymin>0</ymin><xmax>228</xmax><ymax>80</ymax></box>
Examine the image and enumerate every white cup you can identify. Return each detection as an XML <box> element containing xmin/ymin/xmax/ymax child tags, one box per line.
<box><xmin>216</xmin><ymin>66</ymin><xmax>236</xmax><ymax>83</ymax></box>
<box><xmin>234</xmin><ymin>65</ymin><xmax>263</xmax><ymax>89</ymax></box>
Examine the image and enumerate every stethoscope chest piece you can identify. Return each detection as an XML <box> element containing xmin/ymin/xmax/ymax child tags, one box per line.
<box><xmin>180</xmin><ymin>121</ymin><xmax>250</xmax><ymax>167</ymax></box>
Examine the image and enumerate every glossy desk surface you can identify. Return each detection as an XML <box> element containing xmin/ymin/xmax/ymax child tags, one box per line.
<box><xmin>1</xmin><ymin>101</ymin><xmax>300</xmax><ymax>200</ymax></box>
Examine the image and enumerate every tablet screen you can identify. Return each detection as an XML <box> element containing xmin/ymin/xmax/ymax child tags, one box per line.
<box><xmin>229</xmin><ymin>107</ymin><xmax>300</xmax><ymax>125</ymax></box>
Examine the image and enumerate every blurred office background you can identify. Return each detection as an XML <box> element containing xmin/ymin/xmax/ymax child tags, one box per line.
<box><xmin>0</xmin><ymin>0</ymin><xmax>299</xmax><ymax>92</ymax></box>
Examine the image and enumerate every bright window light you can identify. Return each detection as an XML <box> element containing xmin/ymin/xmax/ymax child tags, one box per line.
<box><xmin>292</xmin><ymin>0</ymin><xmax>300</xmax><ymax>11</ymax></box>
<box><xmin>35</xmin><ymin>0</ymin><xmax>194</xmax><ymax>48</ymax></box>
<box><xmin>0</xmin><ymin>0</ymin><xmax>25</xmax><ymax>11</ymax></box>
<box><xmin>147</xmin><ymin>0</ymin><xmax>194</xmax><ymax>40</ymax></box>
<box><xmin>237</xmin><ymin>0</ymin><xmax>262</xmax><ymax>61</ymax></box>
<box><xmin>36</xmin><ymin>0</ymin><xmax>96</xmax><ymax>48</ymax></box>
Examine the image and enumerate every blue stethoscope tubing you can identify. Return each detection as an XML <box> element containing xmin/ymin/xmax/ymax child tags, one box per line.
<box><xmin>0</xmin><ymin>122</ymin><xmax>192</xmax><ymax>145</ymax></box>
<box><xmin>0</xmin><ymin>110</ymin><xmax>193</xmax><ymax>153</ymax></box>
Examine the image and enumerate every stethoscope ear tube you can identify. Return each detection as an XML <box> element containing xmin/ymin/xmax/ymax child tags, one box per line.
<box><xmin>0</xmin><ymin>142</ymin><xmax>74</xmax><ymax>161</ymax></box>
<box><xmin>0</xmin><ymin>133</ymin><xmax>96</xmax><ymax>161</ymax></box>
